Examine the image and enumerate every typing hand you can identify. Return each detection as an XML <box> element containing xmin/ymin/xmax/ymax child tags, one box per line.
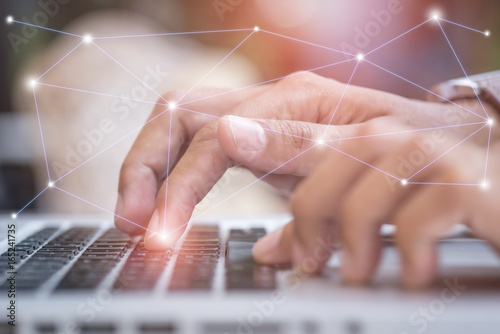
<box><xmin>114</xmin><ymin>72</ymin><xmax>493</xmax><ymax>255</ymax></box>
<box><xmin>252</xmin><ymin>119</ymin><xmax>500</xmax><ymax>288</ymax></box>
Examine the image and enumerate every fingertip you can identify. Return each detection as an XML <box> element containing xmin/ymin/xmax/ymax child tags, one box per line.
<box><xmin>114</xmin><ymin>195</ymin><xmax>134</xmax><ymax>234</ymax></box>
<box><xmin>340</xmin><ymin>250</ymin><xmax>363</xmax><ymax>285</ymax></box>
<box><xmin>114</xmin><ymin>197</ymin><xmax>144</xmax><ymax>236</ymax></box>
<box><xmin>144</xmin><ymin>233</ymin><xmax>174</xmax><ymax>251</ymax></box>
<box><xmin>144</xmin><ymin>210</ymin><xmax>169</xmax><ymax>250</ymax></box>
<box><xmin>114</xmin><ymin>204</ymin><xmax>145</xmax><ymax>235</ymax></box>
<box><xmin>143</xmin><ymin>209</ymin><xmax>188</xmax><ymax>250</ymax></box>
<box><xmin>252</xmin><ymin>226</ymin><xmax>291</xmax><ymax>265</ymax></box>
<box><xmin>252</xmin><ymin>228</ymin><xmax>280</xmax><ymax>263</ymax></box>
<box><xmin>400</xmin><ymin>244</ymin><xmax>437</xmax><ymax>289</ymax></box>
<box><xmin>114</xmin><ymin>177</ymin><xmax>158</xmax><ymax>236</ymax></box>
<box><xmin>340</xmin><ymin>239</ymin><xmax>382</xmax><ymax>285</ymax></box>
<box><xmin>290</xmin><ymin>239</ymin><xmax>322</xmax><ymax>275</ymax></box>
<box><xmin>402</xmin><ymin>262</ymin><xmax>436</xmax><ymax>289</ymax></box>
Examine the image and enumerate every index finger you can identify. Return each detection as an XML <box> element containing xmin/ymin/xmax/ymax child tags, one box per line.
<box><xmin>114</xmin><ymin>87</ymin><xmax>266</xmax><ymax>235</ymax></box>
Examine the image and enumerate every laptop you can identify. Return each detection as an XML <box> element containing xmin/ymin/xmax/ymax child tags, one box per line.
<box><xmin>1</xmin><ymin>214</ymin><xmax>499</xmax><ymax>334</ymax></box>
<box><xmin>2</xmin><ymin>7</ymin><xmax>500</xmax><ymax>334</ymax></box>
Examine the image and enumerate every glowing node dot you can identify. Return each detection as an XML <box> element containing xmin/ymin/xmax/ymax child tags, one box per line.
<box><xmin>29</xmin><ymin>79</ymin><xmax>37</xmax><ymax>87</ymax></box>
<box><xmin>11</xmin><ymin>213</ymin><xmax>17</xmax><ymax>219</ymax></box>
<box><xmin>254</xmin><ymin>26</ymin><xmax>259</xmax><ymax>32</ymax></box>
<box><xmin>6</xmin><ymin>16</ymin><xmax>13</xmax><ymax>24</ymax></box>
<box><xmin>48</xmin><ymin>181</ymin><xmax>54</xmax><ymax>188</ymax></box>
<box><xmin>159</xmin><ymin>233</ymin><xmax>167</xmax><ymax>240</ymax></box>
<box><xmin>401</xmin><ymin>179</ymin><xmax>408</xmax><ymax>186</ymax></box>
<box><xmin>83</xmin><ymin>34</ymin><xmax>93</xmax><ymax>43</ymax></box>
<box><xmin>488</xmin><ymin>118</ymin><xmax>494</xmax><ymax>126</ymax></box>
<box><xmin>168</xmin><ymin>102</ymin><xmax>177</xmax><ymax>110</ymax></box>
<box><xmin>481</xmin><ymin>181</ymin><xmax>489</xmax><ymax>190</ymax></box>
<box><xmin>433</xmin><ymin>14</ymin><xmax>439</xmax><ymax>20</ymax></box>
<box><xmin>485</xmin><ymin>30</ymin><xmax>490</xmax><ymax>37</ymax></box>
<box><xmin>317</xmin><ymin>139</ymin><xmax>324</xmax><ymax>145</ymax></box>
<box><xmin>356</xmin><ymin>53</ymin><xmax>364</xmax><ymax>61</ymax></box>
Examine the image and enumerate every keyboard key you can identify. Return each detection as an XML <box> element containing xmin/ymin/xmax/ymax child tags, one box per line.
<box><xmin>57</xmin><ymin>229</ymin><xmax>130</xmax><ymax>290</ymax></box>
<box><xmin>0</xmin><ymin>227</ymin><xmax>98</xmax><ymax>291</ymax></box>
<box><xmin>0</xmin><ymin>227</ymin><xmax>58</xmax><ymax>273</ymax></box>
<box><xmin>169</xmin><ymin>225</ymin><xmax>220</xmax><ymax>291</ymax></box>
<box><xmin>113</xmin><ymin>240</ymin><xmax>171</xmax><ymax>291</ymax></box>
<box><xmin>226</xmin><ymin>228</ymin><xmax>276</xmax><ymax>290</ymax></box>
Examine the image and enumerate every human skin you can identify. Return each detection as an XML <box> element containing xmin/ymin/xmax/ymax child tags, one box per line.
<box><xmin>114</xmin><ymin>72</ymin><xmax>499</xmax><ymax>287</ymax></box>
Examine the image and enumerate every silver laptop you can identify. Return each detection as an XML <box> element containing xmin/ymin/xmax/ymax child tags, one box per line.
<box><xmin>1</xmin><ymin>214</ymin><xmax>499</xmax><ymax>334</ymax></box>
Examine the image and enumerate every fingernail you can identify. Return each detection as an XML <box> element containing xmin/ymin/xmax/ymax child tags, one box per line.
<box><xmin>253</xmin><ymin>227</ymin><xmax>283</xmax><ymax>262</ymax></box>
<box><xmin>227</xmin><ymin>115</ymin><xmax>266</xmax><ymax>151</ymax></box>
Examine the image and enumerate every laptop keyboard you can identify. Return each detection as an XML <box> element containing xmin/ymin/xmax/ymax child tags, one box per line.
<box><xmin>226</xmin><ymin>228</ymin><xmax>276</xmax><ymax>290</ymax></box>
<box><xmin>114</xmin><ymin>239</ymin><xmax>170</xmax><ymax>291</ymax></box>
<box><xmin>1</xmin><ymin>224</ymin><xmax>277</xmax><ymax>293</ymax></box>
<box><xmin>1</xmin><ymin>227</ymin><xmax>97</xmax><ymax>290</ymax></box>
<box><xmin>0</xmin><ymin>227</ymin><xmax>58</xmax><ymax>272</ymax></box>
<box><xmin>169</xmin><ymin>225</ymin><xmax>220</xmax><ymax>291</ymax></box>
<box><xmin>58</xmin><ymin>228</ymin><xmax>131</xmax><ymax>290</ymax></box>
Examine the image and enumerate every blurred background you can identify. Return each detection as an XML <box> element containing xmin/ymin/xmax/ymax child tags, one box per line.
<box><xmin>1</xmin><ymin>0</ymin><xmax>499</xmax><ymax>216</ymax></box>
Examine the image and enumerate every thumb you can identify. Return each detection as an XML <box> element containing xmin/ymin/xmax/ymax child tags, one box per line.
<box><xmin>217</xmin><ymin>115</ymin><xmax>362</xmax><ymax>175</ymax></box>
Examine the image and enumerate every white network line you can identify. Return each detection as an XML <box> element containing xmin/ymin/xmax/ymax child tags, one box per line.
<box><xmin>8</xmin><ymin>16</ymin><xmax>495</xmax><ymax>230</ymax></box>
<box><xmin>54</xmin><ymin>186</ymin><xmax>156</xmax><ymax>234</ymax></box>
<box><xmin>439</xmin><ymin>18</ymin><xmax>488</xmax><ymax>35</ymax></box>
<box><xmin>323</xmin><ymin>142</ymin><xmax>401</xmax><ymax>181</ymax></box>
<box><xmin>36</xmin><ymin>82</ymin><xmax>166</xmax><ymax>108</ymax></box>
<box><xmin>365</xmin><ymin>19</ymin><xmax>432</xmax><ymax>57</ymax></box>
<box><xmin>177</xmin><ymin>57</ymin><xmax>357</xmax><ymax>107</ymax></box>
<box><xmin>482</xmin><ymin>125</ymin><xmax>493</xmax><ymax>184</ymax></box>
<box><xmin>436</xmin><ymin>20</ymin><xmax>490</xmax><ymax>119</ymax></box>
<box><xmin>163</xmin><ymin>108</ymin><xmax>175</xmax><ymax>231</ymax></box>
<box><xmin>175</xmin><ymin>30</ymin><xmax>256</xmax><ymax>104</ymax></box>
<box><xmin>326</xmin><ymin>121</ymin><xmax>488</xmax><ymax>143</ymax></box>
<box><xmin>261</xmin><ymin>29</ymin><xmax>355</xmax><ymax>57</ymax></box>
<box><xmin>322</xmin><ymin>59</ymin><xmax>360</xmax><ymax>133</ymax></box>
<box><xmin>406</xmin><ymin>124</ymin><xmax>488</xmax><ymax>181</ymax></box>
<box><xmin>172</xmin><ymin>145</ymin><xmax>318</xmax><ymax>237</ymax></box>
<box><xmin>37</xmin><ymin>41</ymin><xmax>84</xmax><ymax>81</ymax></box>
<box><xmin>92</xmin><ymin>28</ymin><xmax>254</xmax><ymax>40</ymax></box>
<box><xmin>52</xmin><ymin>106</ymin><xmax>171</xmax><ymax>184</ymax></box>
<box><xmin>91</xmin><ymin>42</ymin><xmax>169</xmax><ymax>104</ymax></box>
<box><xmin>32</xmin><ymin>86</ymin><xmax>51</xmax><ymax>181</ymax></box>
<box><xmin>364</xmin><ymin>59</ymin><xmax>488</xmax><ymax>120</ymax></box>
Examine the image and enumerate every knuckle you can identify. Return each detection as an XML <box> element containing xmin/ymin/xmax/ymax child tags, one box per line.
<box><xmin>191</xmin><ymin>120</ymin><xmax>219</xmax><ymax>145</ymax></box>
<box><xmin>119</xmin><ymin>160</ymin><xmax>146</xmax><ymax>187</ymax></box>
<box><xmin>286</xmin><ymin>71</ymin><xmax>319</xmax><ymax>82</ymax></box>
<box><xmin>276</xmin><ymin>121</ymin><xmax>316</xmax><ymax>151</ymax></box>
<box><xmin>279</xmin><ymin>71</ymin><xmax>324</xmax><ymax>91</ymax></box>
<box><xmin>435</xmin><ymin>169</ymin><xmax>469</xmax><ymax>203</ymax></box>
<box><xmin>355</xmin><ymin>120</ymin><xmax>380</xmax><ymax>139</ymax></box>
<box><xmin>438</xmin><ymin>164</ymin><xmax>470</xmax><ymax>186</ymax></box>
<box><xmin>356</xmin><ymin>118</ymin><xmax>394</xmax><ymax>137</ymax></box>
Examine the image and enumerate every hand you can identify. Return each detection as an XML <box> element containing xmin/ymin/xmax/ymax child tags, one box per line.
<box><xmin>114</xmin><ymin>71</ymin><xmax>492</xmax><ymax>251</ymax></box>
<box><xmin>252</xmin><ymin>118</ymin><xmax>500</xmax><ymax>288</ymax></box>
